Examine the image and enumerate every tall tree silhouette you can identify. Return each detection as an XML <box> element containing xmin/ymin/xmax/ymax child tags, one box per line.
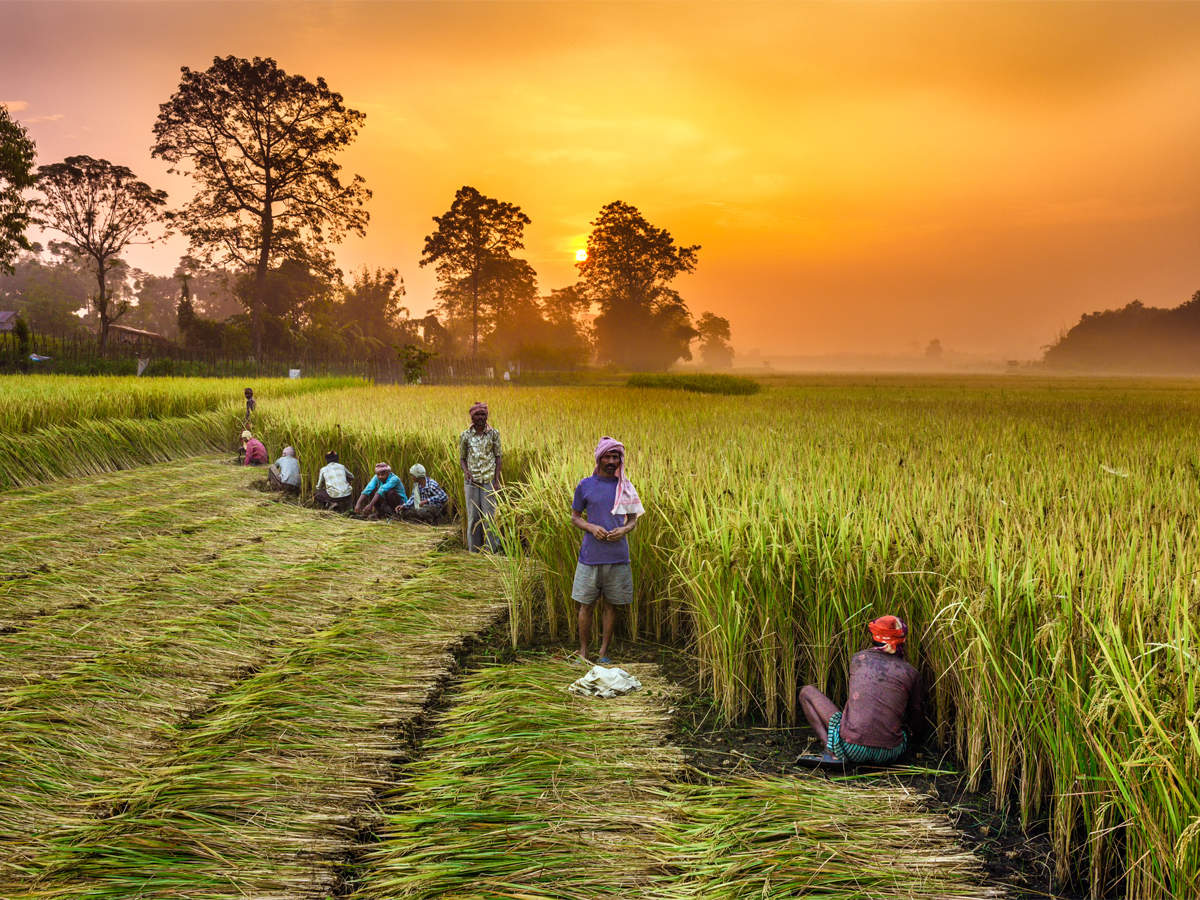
<box><xmin>578</xmin><ymin>201</ymin><xmax>699</xmax><ymax>370</ymax></box>
<box><xmin>420</xmin><ymin>186</ymin><xmax>532</xmax><ymax>356</ymax></box>
<box><xmin>153</xmin><ymin>55</ymin><xmax>370</xmax><ymax>358</ymax></box>
<box><xmin>34</xmin><ymin>156</ymin><xmax>169</xmax><ymax>349</ymax></box>
<box><xmin>0</xmin><ymin>105</ymin><xmax>36</xmax><ymax>275</ymax></box>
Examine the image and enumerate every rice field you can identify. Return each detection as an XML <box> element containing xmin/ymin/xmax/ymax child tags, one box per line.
<box><xmin>0</xmin><ymin>458</ymin><xmax>507</xmax><ymax>896</ymax></box>
<box><xmin>354</xmin><ymin>654</ymin><xmax>996</xmax><ymax>899</ymax></box>
<box><xmin>2</xmin><ymin>373</ymin><xmax>1198</xmax><ymax>897</ymax></box>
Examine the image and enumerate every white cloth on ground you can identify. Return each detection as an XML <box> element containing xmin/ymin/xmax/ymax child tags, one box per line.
<box><xmin>568</xmin><ymin>665</ymin><xmax>643</xmax><ymax>698</ymax></box>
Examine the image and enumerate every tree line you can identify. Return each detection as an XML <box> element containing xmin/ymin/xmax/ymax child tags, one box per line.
<box><xmin>1043</xmin><ymin>291</ymin><xmax>1200</xmax><ymax>374</ymax></box>
<box><xmin>0</xmin><ymin>56</ymin><xmax>733</xmax><ymax>371</ymax></box>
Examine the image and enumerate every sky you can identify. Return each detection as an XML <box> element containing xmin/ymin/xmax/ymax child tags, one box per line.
<box><xmin>4</xmin><ymin>0</ymin><xmax>1200</xmax><ymax>361</ymax></box>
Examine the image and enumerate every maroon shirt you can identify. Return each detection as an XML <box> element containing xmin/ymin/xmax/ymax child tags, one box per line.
<box><xmin>838</xmin><ymin>648</ymin><xmax>923</xmax><ymax>748</ymax></box>
<box><xmin>242</xmin><ymin>438</ymin><xmax>268</xmax><ymax>465</ymax></box>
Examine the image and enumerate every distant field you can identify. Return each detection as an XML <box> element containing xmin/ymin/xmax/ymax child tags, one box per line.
<box><xmin>0</xmin><ymin>373</ymin><xmax>1196</xmax><ymax>897</ymax></box>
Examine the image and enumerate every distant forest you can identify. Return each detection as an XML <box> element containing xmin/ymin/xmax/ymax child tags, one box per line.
<box><xmin>1043</xmin><ymin>291</ymin><xmax>1200</xmax><ymax>373</ymax></box>
<box><xmin>0</xmin><ymin>57</ymin><xmax>735</xmax><ymax>371</ymax></box>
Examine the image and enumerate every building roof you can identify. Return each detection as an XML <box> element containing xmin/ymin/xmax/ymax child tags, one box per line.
<box><xmin>0</xmin><ymin>311</ymin><xmax>17</xmax><ymax>332</ymax></box>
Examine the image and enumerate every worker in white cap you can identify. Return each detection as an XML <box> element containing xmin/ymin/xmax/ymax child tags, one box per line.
<box><xmin>401</xmin><ymin>463</ymin><xmax>449</xmax><ymax>523</ymax></box>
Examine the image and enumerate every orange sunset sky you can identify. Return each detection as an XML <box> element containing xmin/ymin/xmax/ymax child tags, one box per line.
<box><xmin>4</xmin><ymin>1</ymin><xmax>1200</xmax><ymax>361</ymax></box>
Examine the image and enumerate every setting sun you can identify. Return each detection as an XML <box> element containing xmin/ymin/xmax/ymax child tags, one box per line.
<box><xmin>574</xmin><ymin>249</ymin><xmax>587</xmax><ymax>263</ymax></box>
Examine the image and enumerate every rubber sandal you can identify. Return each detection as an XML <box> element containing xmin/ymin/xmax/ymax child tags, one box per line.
<box><xmin>598</xmin><ymin>656</ymin><xmax>612</xmax><ymax>664</ymax></box>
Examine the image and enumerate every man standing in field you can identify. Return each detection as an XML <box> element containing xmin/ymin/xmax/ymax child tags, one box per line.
<box><xmin>571</xmin><ymin>436</ymin><xmax>644</xmax><ymax>663</ymax></box>
<box><xmin>459</xmin><ymin>401</ymin><xmax>502</xmax><ymax>552</ymax></box>
<box><xmin>314</xmin><ymin>451</ymin><xmax>354</xmax><ymax>511</ymax></box>
<box><xmin>355</xmin><ymin>462</ymin><xmax>408</xmax><ymax>519</ymax></box>
<box><xmin>800</xmin><ymin>616</ymin><xmax>923</xmax><ymax>764</ymax></box>
<box><xmin>243</xmin><ymin>387</ymin><xmax>256</xmax><ymax>428</ymax></box>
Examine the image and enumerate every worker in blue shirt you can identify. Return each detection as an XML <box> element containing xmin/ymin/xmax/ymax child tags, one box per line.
<box><xmin>355</xmin><ymin>461</ymin><xmax>407</xmax><ymax>519</ymax></box>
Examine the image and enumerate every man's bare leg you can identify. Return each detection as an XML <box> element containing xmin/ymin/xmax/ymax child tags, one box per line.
<box><xmin>800</xmin><ymin>684</ymin><xmax>839</xmax><ymax>745</ymax></box>
<box><xmin>577</xmin><ymin>602</ymin><xmax>593</xmax><ymax>660</ymax></box>
<box><xmin>597</xmin><ymin>599</ymin><xmax>616</xmax><ymax>660</ymax></box>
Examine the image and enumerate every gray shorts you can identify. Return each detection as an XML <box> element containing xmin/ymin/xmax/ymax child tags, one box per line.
<box><xmin>571</xmin><ymin>561</ymin><xmax>634</xmax><ymax>606</ymax></box>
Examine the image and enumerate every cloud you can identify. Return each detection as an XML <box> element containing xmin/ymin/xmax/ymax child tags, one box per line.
<box><xmin>26</xmin><ymin>113</ymin><xmax>64</xmax><ymax>123</ymax></box>
<box><xmin>1</xmin><ymin>100</ymin><xmax>29</xmax><ymax>112</ymax></box>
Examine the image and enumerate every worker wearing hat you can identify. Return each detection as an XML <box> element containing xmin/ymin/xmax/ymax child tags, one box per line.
<box><xmin>354</xmin><ymin>461</ymin><xmax>407</xmax><ymax>519</ymax></box>
<box><xmin>800</xmin><ymin>616</ymin><xmax>924</xmax><ymax>764</ymax></box>
<box><xmin>401</xmin><ymin>463</ymin><xmax>449</xmax><ymax>523</ymax></box>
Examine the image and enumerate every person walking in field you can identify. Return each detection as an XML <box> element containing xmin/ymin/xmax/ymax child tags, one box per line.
<box><xmin>243</xmin><ymin>387</ymin><xmax>256</xmax><ymax>428</ymax></box>
<box><xmin>314</xmin><ymin>451</ymin><xmax>354</xmax><ymax>511</ymax></box>
<box><xmin>800</xmin><ymin>615</ymin><xmax>923</xmax><ymax>764</ymax></box>
<box><xmin>241</xmin><ymin>430</ymin><xmax>268</xmax><ymax>466</ymax></box>
<box><xmin>355</xmin><ymin>462</ymin><xmax>408</xmax><ymax>519</ymax></box>
<box><xmin>459</xmin><ymin>401</ymin><xmax>502</xmax><ymax>551</ymax></box>
<box><xmin>268</xmin><ymin>445</ymin><xmax>301</xmax><ymax>494</ymax></box>
<box><xmin>571</xmin><ymin>436</ymin><xmax>644</xmax><ymax>663</ymax></box>
<box><xmin>401</xmin><ymin>463</ymin><xmax>449</xmax><ymax>523</ymax></box>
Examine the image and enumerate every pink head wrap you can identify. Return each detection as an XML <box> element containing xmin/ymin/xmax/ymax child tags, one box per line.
<box><xmin>375</xmin><ymin>462</ymin><xmax>390</xmax><ymax>473</ymax></box>
<box><xmin>594</xmin><ymin>436</ymin><xmax>644</xmax><ymax>517</ymax></box>
<box><xmin>469</xmin><ymin>401</ymin><xmax>488</xmax><ymax>420</ymax></box>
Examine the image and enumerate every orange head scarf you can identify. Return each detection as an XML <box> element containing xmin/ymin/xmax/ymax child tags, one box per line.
<box><xmin>868</xmin><ymin>615</ymin><xmax>908</xmax><ymax>653</ymax></box>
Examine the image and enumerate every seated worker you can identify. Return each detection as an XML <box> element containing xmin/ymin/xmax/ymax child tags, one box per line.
<box><xmin>400</xmin><ymin>463</ymin><xmax>449</xmax><ymax>523</ymax></box>
<box><xmin>241</xmin><ymin>430</ymin><xmax>268</xmax><ymax>466</ymax></box>
<box><xmin>800</xmin><ymin>615</ymin><xmax>923</xmax><ymax>765</ymax></box>
<box><xmin>355</xmin><ymin>462</ymin><xmax>407</xmax><ymax>519</ymax></box>
<box><xmin>314</xmin><ymin>451</ymin><xmax>354</xmax><ymax>511</ymax></box>
<box><xmin>268</xmin><ymin>446</ymin><xmax>301</xmax><ymax>495</ymax></box>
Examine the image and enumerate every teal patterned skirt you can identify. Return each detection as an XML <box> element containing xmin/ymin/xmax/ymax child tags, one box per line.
<box><xmin>826</xmin><ymin>711</ymin><xmax>907</xmax><ymax>764</ymax></box>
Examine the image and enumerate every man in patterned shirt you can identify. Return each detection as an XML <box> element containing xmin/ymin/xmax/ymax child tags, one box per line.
<box><xmin>459</xmin><ymin>401</ymin><xmax>501</xmax><ymax>551</ymax></box>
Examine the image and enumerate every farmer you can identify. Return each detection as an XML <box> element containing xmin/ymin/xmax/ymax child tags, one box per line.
<box><xmin>355</xmin><ymin>462</ymin><xmax>408</xmax><ymax>519</ymax></box>
<box><xmin>570</xmin><ymin>436</ymin><xmax>644</xmax><ymax>663</ymax></box>
<box><xmin>800</xmin><ymin>615</ymin><xmax>924</xmax><ymax>765</ymax></box>
<box><xmin>314</xmin><ymin>451</ymin><xmax>354</xmax><ymax>511</ymax></box>
<box><xmin>241</xmin><ymin>430</ymin><xmax>268</xmax><ymax>466</ymax></box>
<box><xmin>459</xmin><ymin>401</ymin><xmax>502</xmax><ymax>551</ymax></box>
<box><xmin>401</xmin><ymin>463</ymin><xmax>449</xmax><ymax>523</ymax></box>
<box><xmin>268</xmin><ymin>445</ymin><xmax>301</xmax><ymax>494</ymax></box>
<box><xmin>243</xmin><ymin>387</ymin><xmax>256</xmax><ymax>428</ymax></box>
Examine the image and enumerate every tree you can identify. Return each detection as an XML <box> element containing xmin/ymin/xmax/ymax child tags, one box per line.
<box><xmin>341</xmin><ymin>267</ymin><xmax>408</xmax><ymax>350</ymax></box>
<box><xmin>153</xmin><ymin>55</ymin><xmax>371</xmax><ymax>359</ymax></box>
<box><xmin>420</xmin><ymin>185</ymin><xmax>532</xmax><ymax>356</ymax></box>
<box><xmin>0</xmin><ymin>244</ymin><xmax>95</xmax><ymax>333</ymax></box>
<box><xmin>0</xmin><ymin>105</ymin><xmax>36</xmax><ymax>275</ymax></box>
<box><xmin>578</xmin><ymin>201</ymin><xmax>700</xmax><ymax>370</ymax></box>
<box><xmin>696</xmin><ymin>312</ymin><xmax>734</xmax><ymax>369</ymax></box>
<box><xmin>125</xmin><ymin>270</ymin><xmax>182</xmax><ymax>339</ymax></box>
<box><xmin>925</xmin><ymin>338</ymin><xmax>943</xmax><ymax>360</ymax></box>
<box><xmin>34</xmin><ymin>156</ymin><xmax>169</xmax><ymax>349</ymax></box>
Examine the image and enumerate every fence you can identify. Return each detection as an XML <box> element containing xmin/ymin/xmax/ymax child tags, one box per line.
<box><xmin>0</xmin><ymin>327</ymin><xmax>553</xmax><ymax>384</ymax></box>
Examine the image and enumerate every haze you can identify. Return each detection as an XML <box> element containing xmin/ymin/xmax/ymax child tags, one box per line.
<box><xmin>4</xmin><ymin>0</ymin><xmax>1200</xmax><ymax>361</ymax></box>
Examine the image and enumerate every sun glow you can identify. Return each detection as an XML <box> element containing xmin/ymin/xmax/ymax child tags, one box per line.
<box><xmin>574</xmin><ymin>249</ymin><xmax>587</xmax><ymax>262</ymax></box>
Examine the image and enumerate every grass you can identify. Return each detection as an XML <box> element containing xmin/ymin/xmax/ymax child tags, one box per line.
<box><xmin>0</xmin><ymin>375</ymin><xmax>362</xmax><ymax>434</ymax></box>
<box><xmin>247</xmin><ymin>379</ymin><xmax>1200</xmax><ymax>897</ymax></box>
<box><xmin>353</xmin><ymin>653</ymin><xmax>995</xmax><ymax>899</ymax></box>
<box><xmin>627</xmin><ymin>372</ymin><xmax>761</xmax><ymax>394</ymax></box>
<box><xmin>20</xmin><ymin>559</ymin><xmax>505</xmax><ymax>899</ymax></box>
<box><xmin>0</xmin><ymin>458</ymin><xmax>508</xmax><ymax>896</ymax></box>
<box><xmin>2</xmin><ymin>375</ymin><xmax>1197</xmax><ymax>896</ymax></box>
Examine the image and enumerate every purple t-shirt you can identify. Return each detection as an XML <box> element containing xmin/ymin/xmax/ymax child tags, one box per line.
<box><xmin>573</xmin><ymin>475</ymin><xmax>630</xmax><ymax>565</ymax></box>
